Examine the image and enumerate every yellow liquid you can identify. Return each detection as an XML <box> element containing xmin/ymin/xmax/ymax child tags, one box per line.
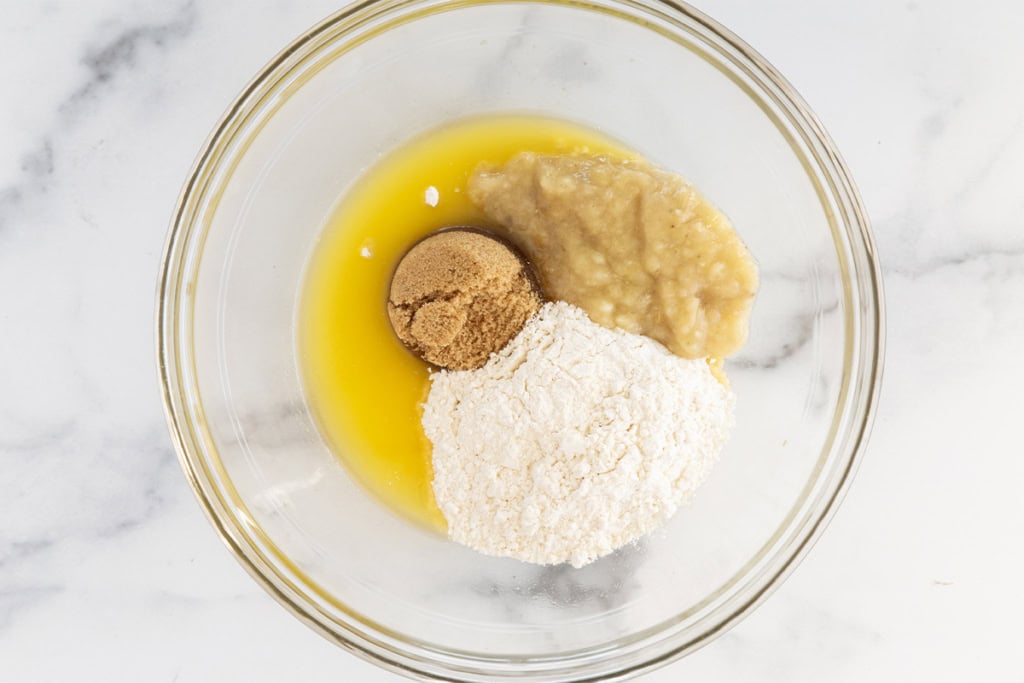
<box><xmin>300</xmin><ymin>115</ymin><xmax>628</xmax><ymax>530</ymax></box>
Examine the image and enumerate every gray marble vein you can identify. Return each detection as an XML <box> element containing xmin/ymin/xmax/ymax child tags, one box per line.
<box><xmin>733</xmin><ymin>306</ymin><xmax>824</xmax><ymax>371</ymax></box>
<box><xmin>884</xmin><ymin>242</ymin><xmax>1024</xmax><ymax>280</ymax></box>
<box><xmin>0</xmin><ymin>586</ymin><xmax>64</xmax><ymax>632</ymax></box>
<box><xmin>0</xmin><ymin>0</ymin><xmax>198</xmax><ymax>234</ymax></box>
<box><xmin>0</xmin><ymin>540</ymin><xmax>56</xmax><ymax>571</ymax></box>
<box><xmin>65</xmin><ymin>1</ymin><xmax>198</xmax><ymax>112</ymax></box>
<box><xmin>1</xmin><ymin>427</ymin><xmax>179</xmax><ymax>568</ymax></box>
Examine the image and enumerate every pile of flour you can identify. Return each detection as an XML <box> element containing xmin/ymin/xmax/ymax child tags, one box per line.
<box><xmin>422</xmin><ymin>302</ymin><xmax>734</xmax><ymax>568</ymax></box>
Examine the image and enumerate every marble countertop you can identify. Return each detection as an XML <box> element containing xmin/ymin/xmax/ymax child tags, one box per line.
<box><xmin>2</xmin><ymin>0</ymin><xmax>1022</xmax><ymax>680</ymax></box>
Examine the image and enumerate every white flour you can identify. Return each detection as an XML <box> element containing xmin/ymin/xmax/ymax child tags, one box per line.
<box><xmin>422</xmin><ymin>302</ymin><xmax>734</xmax><ymax>568</ymax></box>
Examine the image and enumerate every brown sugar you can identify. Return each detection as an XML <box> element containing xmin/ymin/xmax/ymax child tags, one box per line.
<box><xmin>387</xmin><ymin>229</ymin><xmax>541</xmax><ymax>370</ymax></box>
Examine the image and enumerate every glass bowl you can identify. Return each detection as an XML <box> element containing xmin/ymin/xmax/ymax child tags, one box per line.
<box><xmin>157</xmin><ymin>0</ymin><xmax>884</xmax><ymax>680</ymax></box>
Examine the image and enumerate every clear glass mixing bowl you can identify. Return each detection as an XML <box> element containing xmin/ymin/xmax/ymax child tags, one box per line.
<box><xmin>157</xmin><ymin>0</ymin><xmax>884</xmax><ymax>680</ymax></box>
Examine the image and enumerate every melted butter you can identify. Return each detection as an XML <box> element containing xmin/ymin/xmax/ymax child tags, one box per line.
<box><xmin>299</xmin><ymin>115</ymin><xmax>627</xmax><ymax>531</ymax></box>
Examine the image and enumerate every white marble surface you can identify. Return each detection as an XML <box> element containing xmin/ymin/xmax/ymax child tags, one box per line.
<box><xmin>1</xmin><ymin>0</ymin><xmax>1022</xmax><ymax>680</ymax></box>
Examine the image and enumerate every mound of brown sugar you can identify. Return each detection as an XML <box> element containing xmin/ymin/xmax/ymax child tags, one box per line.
<box><xmin>387</xmin><ymin>229</ymin><xmax>541</xmax><ymax>370</ymax></box>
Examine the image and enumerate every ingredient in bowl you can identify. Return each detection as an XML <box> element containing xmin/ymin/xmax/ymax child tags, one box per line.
<box><xmin>387</xmin><ymin>229</ymin><xmax>541</xmax><ymax>370</ymax></box>
<box><xmin>300</xmin><ymin>115</ymin><xmax>627</xmax><ymax>529</ymax></box>
<box><xmin>424</xmin><ymin>301</ymin><xmax>735</xmax><ymax>568</ymax></box>
<box><xmin>469</xmin><ymin>152</ymin><xmax>759</xmax><ymax>360</ymax></box>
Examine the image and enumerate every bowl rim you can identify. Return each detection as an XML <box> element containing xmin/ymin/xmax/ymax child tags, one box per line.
<box><xmin>156</xmin><ymin>0</ymin><xmax>885</xmax><ymax>680</ymax></box>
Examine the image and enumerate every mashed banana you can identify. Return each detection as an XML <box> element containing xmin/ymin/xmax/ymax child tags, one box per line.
<box><xmin>469</xmin><ymin>153</ymin><xmax>758</xmax><ymax>360</ymax></box>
